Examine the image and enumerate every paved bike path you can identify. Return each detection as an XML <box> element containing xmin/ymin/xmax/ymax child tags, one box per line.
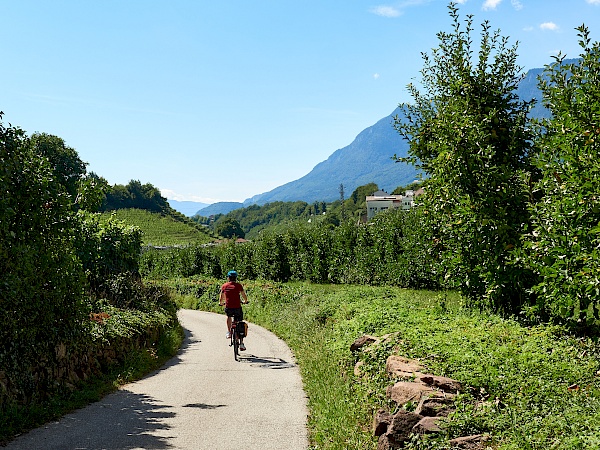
<box><xmin>7</xmin><ymin>310</ymin><xmax>309</xmax><ymax>450</ymax></box>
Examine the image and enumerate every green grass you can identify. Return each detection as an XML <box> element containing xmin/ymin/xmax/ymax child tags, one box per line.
<box><xmin>159</xmin><ymin>276</ymin><xmax>600</xmax><ymax>450</ymax></box>
<box><xmin>101</xmin><ymin>209</ymin><xmax>214</xmax><ymax>246</ymax></box>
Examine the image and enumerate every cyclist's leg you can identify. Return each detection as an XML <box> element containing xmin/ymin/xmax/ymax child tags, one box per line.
<box><xmin>224</xmin><ymin>308</ymin><xmax>234</xmax><ymax>338</ymax></box>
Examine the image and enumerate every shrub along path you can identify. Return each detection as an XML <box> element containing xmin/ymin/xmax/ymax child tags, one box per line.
<box><xmin>6</xmin><ymin>310</ymin><xmax>308</xmax><ymax>450</ymax></box>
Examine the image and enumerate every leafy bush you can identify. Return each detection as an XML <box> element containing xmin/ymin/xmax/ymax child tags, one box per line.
<box><xmin>0</xmin><ymin>117</ymin><xmax>89</xmax><ymax>407</ymax></box>
<box><xmin>76</xmin><ymin>212</ymin><xmax>143</xmax><ymax>295</ymax></box>
<box><xmin>523</xmin><ymin>26</ymin><xmax>600</xmax><ymax>324</ymax></box>
<box><xmin>393</xmin><ymin>4</ymin><xmax>536</xmax><ymax>313</ymax></box>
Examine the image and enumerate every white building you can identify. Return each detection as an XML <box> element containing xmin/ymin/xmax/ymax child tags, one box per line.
<box><xmin>366</xmin><ymin>188</ymin><xmax>422</xmax><ymax>220</ymax></box>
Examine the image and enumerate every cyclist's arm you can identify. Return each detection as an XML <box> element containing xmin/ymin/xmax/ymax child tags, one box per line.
<box><xmin>241</xmin><ymin>290</ymin><xmax>249</xmax><ymax>304</ymax></box>
<box><xmin>219</xmin><ymin>290</ymin><xmax>226</xmax><ymax>306</ymax></box>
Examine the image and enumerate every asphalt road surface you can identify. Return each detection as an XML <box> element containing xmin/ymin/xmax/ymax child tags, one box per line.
<box><xmin>7</xmin><ymin>310</ymin><xmax>309</xmax><ymax>450</ymax></box>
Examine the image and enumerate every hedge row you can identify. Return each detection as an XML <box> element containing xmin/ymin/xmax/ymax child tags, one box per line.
<box><xmin>140</xmin><ymin>208</ymin><xmax>439</xmax><ymax>290</ymax></box>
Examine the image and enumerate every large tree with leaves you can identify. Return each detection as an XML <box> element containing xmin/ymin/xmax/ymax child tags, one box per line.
<box><xmin>1</xmin><ymin>115</ymin><xmax>89</xmax><ymax>404</ymax></box>
<box><xmin>523</xmin><ymin>26</ymin><xmax>600</xmax><ymax>324</ymax></box>
<box><xmin>394</xmin><ymin>3</ymin><xmax>536</xmax><ymax>311</ymax></box>
<box><xmin>29</xmin><ymin>132</ymin><xmax>87</xmax><ymax>199</ymax></box>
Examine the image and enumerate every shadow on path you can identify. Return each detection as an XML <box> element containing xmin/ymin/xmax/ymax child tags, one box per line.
<box><xmin>240</xmin><ymin>355</ymin><xmax>297</xmax><ymax>369</ymax></box>
<box><xmin>7</xmin><ymin>391</ymin><xmax>176</xmax><ymax>450</ymax></box>
<box><xmin>183</xmin><ymin>403</ymin><xmax>227</xmax><ymax>409</ymax></box>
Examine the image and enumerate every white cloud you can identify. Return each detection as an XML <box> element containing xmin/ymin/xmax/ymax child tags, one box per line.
<box><xmin>370</xmin><ymin>5</ymin><xmax>401</xmax><ymax>17</ymax></box>
<box><xmin>160</xmin><ymin>188</ymin><xmax>219</xmax><ymax>203</ymax></box>
<box><xmin>511</xmin><ymin>0</ymin><xmax>523</xmax><ymax>10</ymax></box>
<box><xmin>369</xmin><ymin>1</ymin><xmax>434</xmax><ymax>18</ymax></box>
<box><xmin>523</xmin><ymin>26</ymin><xmax>534</xmax><ymax>32</ymax></box>
<box><xmin>540</xmin><ymin>22</ymin><xmax>559</xmax><ymax>31</ymax></box>
<box><xmin>482</xmin><ymin>0</ymin><xmax>502</xmax><ymax>10</ymax></box>
<box><xmin>373</xmin><ymin>73</ymin><xmax>381</xmax><ymax>79</ymax></box>
<box><xmin>586</xmin><ymin>0</ymin><xmax>600</xmax><ymax>4</ymax></box>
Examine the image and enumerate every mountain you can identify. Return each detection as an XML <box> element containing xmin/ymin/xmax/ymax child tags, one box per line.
<box><xmin>196</xmin><ymin>202</ymin><xmax>244</xmax><ymax>217</ymax></box>
<box><xmin>242</xmin><ymin>63</ymin><xmax>553</xmax><ymax>207</ymax></box>
<box><xmin>168</xmin><ymin>200</ymin><xmax>209</xmax><ymax>217</ymax></box>
<box><xmin>244</xmin><ymin>109</ymin><xmax>415</xmax><ymax>205</ymax></box>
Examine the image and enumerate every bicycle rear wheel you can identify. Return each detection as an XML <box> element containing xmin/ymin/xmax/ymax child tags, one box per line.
<box><xmin>232</xmin><ymin>327</ymin><xmax>239</xmax><ymax>360</ymax></box>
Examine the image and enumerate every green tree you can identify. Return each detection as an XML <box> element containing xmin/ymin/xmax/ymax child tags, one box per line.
<box><xmin>394</xmin><ymin>3</ymin><xmax>536</xmax><ymax>311</ymax></box>
<box><xmin>1</xmin><ymin>116</ymin><xmax>88</xmax><ymax>404</ymax></box>
<box><xmin>348</xmin><ymin>183</ymin><xmax>378</xmax><ymax>221</ymax></box>
<box><xmin>524</xmin><ymin>26</ymin><xmax>600</xmax><ymax>323</ymax></box>
<box><xmin>215</xmin><ymin>217</ymin><xmax>245</xmax><ymax>239</ymax></box>
<box><xmin>102</xmin><ymin>184</ymin><xmax>132</xmax><ymax>210</ymax></box>
<box><xmin>29</xmin><ymin>133</ymin><xmax>87</xmax><ymax>199</ymax></box>
<box><xmin>392</xmin><ymin>182</ymin><xmax>421</xmax><ymax>195</ymax></box>
<box><xmin>76</xmin><ymin>172</ymin><xmax>109</xmax><ymax>212</ymax></box>
<box><xmin>126</xmin><ymin>179</ymin><xmax>169</xmax><ymax>212</ymax></box>
<box><xmin>101</xmin><ymin>180</ymin><xmax>169</xmax><ymax>212</ymax></box>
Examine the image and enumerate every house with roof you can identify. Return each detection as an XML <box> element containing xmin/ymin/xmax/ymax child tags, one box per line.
<box><xmin>366</xmin><ymin>188</ymin><xmax>423</xmax><ymax>220</ymax></box>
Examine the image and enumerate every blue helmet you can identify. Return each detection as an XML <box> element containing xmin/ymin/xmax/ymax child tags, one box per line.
<box><xmin>227</xmin><ymin>270</ymin><xmax>238</xmax><ymax>278</ymax></box>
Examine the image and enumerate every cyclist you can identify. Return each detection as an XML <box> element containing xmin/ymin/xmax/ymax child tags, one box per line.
<box><xmin>219</xmin><ymin>270</ymin><xmax>249</xmax><ymax>351</ymax></box>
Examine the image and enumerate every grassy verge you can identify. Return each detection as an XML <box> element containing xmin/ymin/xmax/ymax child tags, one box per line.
<box><xmin>0</xmin><ymin>313</ymin><xmax>184</xmax><ymax>446</ymax></box>
<box><xmin>160</xmin><ymin>276</ymin><xmax>600</xmax><ymax>450</ymax></box>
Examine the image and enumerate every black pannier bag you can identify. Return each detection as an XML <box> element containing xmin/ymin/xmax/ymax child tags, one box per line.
<box><xmin>237</xmin><ymin>321</ymin><xmax>248</xmax><ymax>337</ymax></box>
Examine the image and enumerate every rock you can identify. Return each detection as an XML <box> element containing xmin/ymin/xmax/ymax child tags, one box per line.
<box><xmin>377</xmin><ymin>411</ymin><xmax>423</xmax><ymax>449</ymax></box>
<box><xmin>448</xmin><ymin>434</ymin><xmax>487</xmax><ymax>449</ymax></box>
<box><xmin>386</xmin><ymin>355</ymin><xmax>426</xmax><ymax>378</ymax></box>
<box><xmin>354</xmin><ymin>361</ymin><xmax>364</xmax><ymax>377</ymax></box>
<box><xmin>415</xmin><ymin>395</ymin><xmax>456</xmax><ymax>417</ymax></box>
<box><xmin>413</xmin><ymin>416</ymin><xmax>445</xmax><ymax>434</ymax></box>
<box><xmin>419</xmin><ymin>375</ymin><xmax>462</xmax><ymax>393</ymax></box>
<box><xmin>386</xmin><ymin>381</ymin><xmax>435</xmax><ymax>406</ymax></box>
<box><xmin>373</xmin><ymin>408</ymin><xmax>392</xmax><ymax>437</ymax></box>
<box><xmin>350</xmin><ymin>335</ymin><xmax>378</xmax><ymax>351</ymax></box>
<box><xmin>376</xmin><ymin>435</ymin><xmax>393</xmax><ymax>450</ymax></box>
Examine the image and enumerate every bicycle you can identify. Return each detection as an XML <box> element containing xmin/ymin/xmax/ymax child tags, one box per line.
<box><xmin>229</xmin><ymin>318</ymin><xmax>247</xmax><ymax>361</ymax></box>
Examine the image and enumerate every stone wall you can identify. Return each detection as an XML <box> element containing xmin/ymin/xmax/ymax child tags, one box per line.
<box><xmin>351</xmin><ymin>335</ymin><xmax>489</xmax><ymax>450</ymax></box>
<box><xmin>1</xmin><ymin>322</ymin><xmax>165</xmax><ymax>409</ymax></box>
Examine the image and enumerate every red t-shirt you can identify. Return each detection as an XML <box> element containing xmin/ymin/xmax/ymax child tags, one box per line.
<box><xmin>221</xmin><ymin>282</ymin><xmax>244</xmax><ymax>309</ymax></box>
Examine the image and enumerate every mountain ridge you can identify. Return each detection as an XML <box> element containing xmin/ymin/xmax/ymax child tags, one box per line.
<box><xmin>242</xmin><ymin>107</ymin><xmax>415</xmax><ymax>206</ymax></box>
<box><xmin>194</xmin><ymin>61</ymin><xmax>565</xmax><ymax>216</ymax></box>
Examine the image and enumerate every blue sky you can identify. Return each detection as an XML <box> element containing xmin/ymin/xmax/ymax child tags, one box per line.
<box><xmin>2</xmin><ymin>0</ymin><xmax>600</xmax><ymax>203</ymax></box>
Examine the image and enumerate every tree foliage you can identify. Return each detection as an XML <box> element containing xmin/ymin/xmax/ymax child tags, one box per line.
<box><xmin>101</xmin><ymin>179</ymin><xmax>169</xmax><ymax>213</ymax></box>
<box><xmin>28</xmin><ymin>132</ymin><xmax>87</xmax><ymax>199</ymax></box>
<box><xmin>523</xmin><ymin>26</ymin><xmax>600</xmax><ymax>323</ymax></box>
<box><xmin>141</xmin><ymin>208</ymin><xmax>438</xmax><ymax>289</ymax></box>
<box><xmin>0</xmin><ymin>114</ymin><xmax>164</xmax><ymax>413</ymax></box>
<box><xmin>76</xmin><ymin>172</ymin><xmax>110</xmax><ymax>212</ymax></box>
<box><xmin>215</xmin><ymin>217</ymin><xmax>245</xmax><ymax>239</ymax></box>
<box><xmin>1</xmin><ymin>116</ymin><xmax>88</xmax><ymax>405</ymax></box>
<box><xmin>393</xmin><ymin>4</ymin><xmax>536</xmax><ymax>312</ymax></box>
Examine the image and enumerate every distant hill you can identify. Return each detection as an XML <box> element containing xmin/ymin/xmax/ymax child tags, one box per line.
<box><xmin>168</xmin><ymin>199</ymin><xmax>209</xmax><ymax>217</ymax></box>
<box><xmin>100</xmin><ymin>208</ymin><xmax>213</xmax><ymax>246</ymax></box>
<box><xmin>196</xmin><ymin>202</ymin><xmax>244</xmax><ymax>217</ymax></box>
